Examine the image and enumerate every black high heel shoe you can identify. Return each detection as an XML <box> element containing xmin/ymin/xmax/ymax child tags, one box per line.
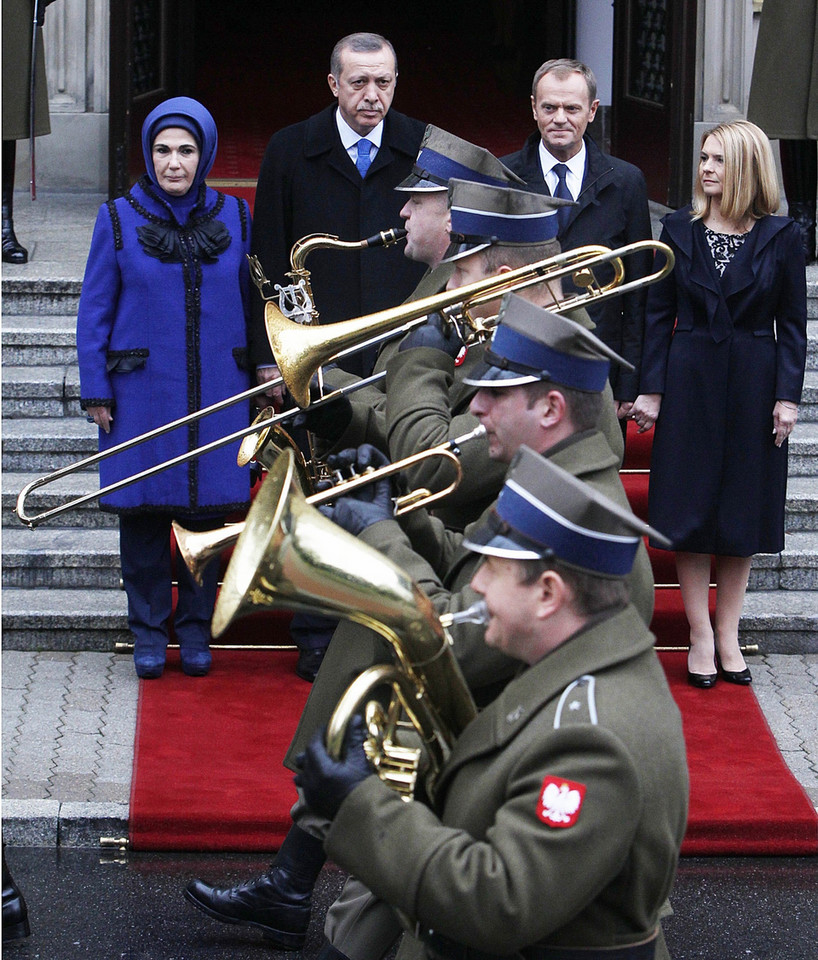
<box><xmin>716</xmin><ymin>652</ymin><xmax>752</xmax><ymax>685</ymax></box>
<box><xmin>687</xmin><ymin>668</ymin><xmax>718</xmax><ymax>689</ymax></box>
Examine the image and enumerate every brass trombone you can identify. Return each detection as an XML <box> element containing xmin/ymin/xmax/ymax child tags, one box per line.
<box><xmin>173</xmin><ymin>425</ymin><xmax>486</xmax><ymax>585</ymax></box>
<box><xmin>15</xmin><ymin>239</ymin><xmax>674</xmax><ymax>527</ymax></box>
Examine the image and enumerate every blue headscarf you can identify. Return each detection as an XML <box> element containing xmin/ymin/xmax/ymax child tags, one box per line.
<box><xmin>141</xmin><ymin>97</ymin><xmax>218</xmax><ymax>195</ymax></box>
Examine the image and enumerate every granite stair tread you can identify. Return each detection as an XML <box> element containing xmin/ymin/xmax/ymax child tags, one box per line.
<box><xmin>1</xmin><ymin>587</ymin><xmax>128</xmax><ymax>620</ymax></box>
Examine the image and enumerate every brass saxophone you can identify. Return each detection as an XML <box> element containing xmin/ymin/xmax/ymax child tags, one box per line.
<box><xmin>249</xmin><ymin>227</ymin><xmax>407</xmax><ymax>324</ymax></box>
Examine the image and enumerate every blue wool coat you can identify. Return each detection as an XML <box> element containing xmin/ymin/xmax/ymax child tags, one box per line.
<box><xmin>639</xmin><ymin>209</ymin><xmax>807</xmax><ymax>555</ymax></box>
<box><xmin>76</xmin><ymin>179</ymin><xmax>253</xmax><ymax>514</ymax></box>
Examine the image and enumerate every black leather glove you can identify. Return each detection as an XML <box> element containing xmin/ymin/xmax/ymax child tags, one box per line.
<box><xmin>292</xmin><ymin>380</ymin><xmax>353</xmax><ymax>441</ymax></box>
<box><xmin>294</xmin><ymin>715</ymin><xmax>373</xmax><ymax>820</ymax></box>
<box><xmin>399</xmin><ymin>312</ymin><xmax>464</xmax><ymax>359</ymax></box>
<box><xmin>320</xmin><ymin>444</ymin><xmax>393</xmax><ymax>535</ymax></box>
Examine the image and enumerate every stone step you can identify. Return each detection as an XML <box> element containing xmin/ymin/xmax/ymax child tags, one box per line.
<box><xmin>788</xmin><ymin>421</ymin><xmax>818</xmax><ymax>475</ymax></box>
<box><xmin>1</xmin><ymin>277</ymin><xmax>83</xmax><ymax>317</ymax></box>
<box><xmin>1</xmin><ymin>315</ymin><xmax>78</xmax><ymax>366</ymax></box>
<box><xmin>785</xmin><ymin>475</ymin><xmax>818</xmax><ymax>532</ymax></box>
<box><xmin>738</xmin><ymin>590</ymin><xmax>818</xmax><ymax>654</ymax></box>
<box><xmin>2</xmin><ymin>418</ymin><xmax>97</xmax><ymax>472</ymax></box>
<box><xmin>799</xmin><ymin>368</ymin><xmax>818</xmax><ymax>422</ymax></box>
<box><xmin>2</xmin><ymin>365</ymin><xmax>81</xmax><ymax>419</ymax></box>
<box><xmin>2</xmin><ymin>528</ymin><xmax>121</xmax><ymax>589</ymax></box>
<box><xmin>0</xmin><ymin>588</ymin><xmax>130</xmax><ymax>652</ymax></box>
<box><xmin>2</xmin><ymin>472</ymin><xmax>116</xmax><ymax>529</ymax></box>
<box><xmin>2</xmin><ymin>585</ymin><xmax>814</xmax><ymax>655</ymax></box>
<box><xmin>747</xmin><ymin>532</ymin><xmax>818</xmax><ymax>590</ymax></box>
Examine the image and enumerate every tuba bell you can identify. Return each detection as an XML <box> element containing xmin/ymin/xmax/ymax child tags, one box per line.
<box><xmin>211</xmin><ymin>446</ymin><xmax>478</xmax><ymax>799</ymax></box>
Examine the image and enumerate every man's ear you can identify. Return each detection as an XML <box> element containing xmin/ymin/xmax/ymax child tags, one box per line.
<box><xmin>537</xmin><ymin>569</ymin><xmax>570</xmax><ymax>619</ymax></box>
<box><xmin>588</xmin><ymin>98</ymin><xmax>600</xmax><ymax>123</ymax></box>
<box><xmin>539</xmin><ymin>389</ymin><xmax>567</xmax><ymax>429</ymax></box>
<box><xmin>328</xmin><ymin>74</ymin><xmax>339</xmax><ymax>98</ymax></box>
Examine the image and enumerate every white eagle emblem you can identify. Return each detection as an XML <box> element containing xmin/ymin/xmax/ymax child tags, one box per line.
<box><xmin>537</xmin><ymin>776</ymin><xmax>586</xmax><ymax>828</ymax></box>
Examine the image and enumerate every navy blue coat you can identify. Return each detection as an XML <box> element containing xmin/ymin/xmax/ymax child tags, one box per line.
<box><xmin>77</xmin><ymin>179</ymin><xmax>253</xmax><ymax>515</ymax></box>
<box><xmin>502</xmin><ymin>134</ymin><xmax>653</xmax><ymax>401</ymax></box>
<box><xmin>640</xmin><ymin>209</ymin><xmax>807</xmax><ymax>555</ymax></box>
<box><xmin>248</xmin><ymin>105</ymin><xmax>427</xmax><ymax>377</ymax></box>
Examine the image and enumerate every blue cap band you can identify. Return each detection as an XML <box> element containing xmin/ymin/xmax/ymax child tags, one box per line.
<box><xmin>450</xmin><ymin>206</ymin><xmax>559</xmax><ymax>243</ymax></box>
<box><xmin>489</xmin><ymin>324</ymin><xmax>610</xmax><ymax>392</ymax></box>
<box><xmin>497</xmin><ymin>480</ymin><xmax>640</xmax><ymax>576</ymax></box>
<box><xmin>415</xmin><ymin>148</ymin><xmax>512</xmax><ymax>188</ymax></box>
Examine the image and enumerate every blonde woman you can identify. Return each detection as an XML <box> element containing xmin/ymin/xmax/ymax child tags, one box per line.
<box><xmin>631</xmin><ymin>120</ymin><xmax>807</xmax><ymax>688</ymax></box>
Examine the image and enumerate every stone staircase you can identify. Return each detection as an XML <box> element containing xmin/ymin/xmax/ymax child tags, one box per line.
<box><xmin>2</xmin><ymin>275</ymin><xmax>818</xmax><ymax>653</ymax></box>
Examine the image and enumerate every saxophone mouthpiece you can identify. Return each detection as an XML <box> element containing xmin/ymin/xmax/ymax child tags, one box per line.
<box><xmin>364</xmin><ymin>227</ymin><xmax>408</xmax><ymax>249</ymax></box>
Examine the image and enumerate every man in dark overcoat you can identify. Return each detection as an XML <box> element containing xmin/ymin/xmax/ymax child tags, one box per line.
<box><xmin>296</xmin><ymin>450</ymin><xmax>688</xmax><ymax>960</ymax></box>
<box><xmin>248</xmin><ymin>31</ymin><xmax>426</xmax><ymax>382</ymax></box>
<box><xmin>502</xmin><ymin>58</ymin><xmax>653</xmax><ymax>420</ymax></box>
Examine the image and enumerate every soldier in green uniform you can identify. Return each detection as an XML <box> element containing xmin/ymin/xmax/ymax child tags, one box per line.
<box><xmin>297</xmin><ymin>450</ymin><xmax>688</xmax><ymax>960</ymax></box>
<box><xmin>183</xmin><ymin>203</ymin><xmax>633</xmax><ymax>953</ymax></box>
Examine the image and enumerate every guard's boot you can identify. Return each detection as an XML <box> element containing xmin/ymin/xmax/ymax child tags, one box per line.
<box><xmin>780</xmin><ymin>139</ymin><xmax>817</xmax><ymax>263</ymax></box>
<box><xmin>316</xmin><ymin>941</ymin><xmax>352</xmax><ymax>960</ymax></box>
<box><xmin>2</xmin><ymin>141</ymin><xmax>28</xmax><ymax>265</ymax></box>
<box><xmin>184</xmin><ymin>824</ymin><xmax>326</xmax><ymax>950</ymax></box>
<box><xmin>787</xmin><ymin>200</ymin><xmax>817</xmax><ymax>264</ymax></box>
<box><xmin>2</xmin><ymin>848</ymin><xmax>31</xmax><ymax>943</ymax></box>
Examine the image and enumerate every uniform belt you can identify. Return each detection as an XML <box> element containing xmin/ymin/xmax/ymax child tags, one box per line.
<box><xmin>423</xmin><ymin>930</ymin><xmax>656</xmax><ymax>960</ymax></box>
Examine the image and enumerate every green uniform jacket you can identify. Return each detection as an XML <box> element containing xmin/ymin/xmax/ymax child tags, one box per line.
<box><xmin>326</xmin><ymin>603</ymin><xmax>688</xmax><ymax>956</ymax></box>
<box><xmin>322</xmin><ymin>263</ymin><xmax>624</xmax><ymax>532</ymax></box>
<box><xmin>283</xmin><ymin>428</ymin><xmax>654</xmax><ymax>769</ymax></box>
<box><xmin>2</xmin><ymin>0</ymin><xmax>51</xmax><ymax>140</ymax></box>
<box><xmin>747</xmin><ymin>0</ymin><xmax>818</xmax><ymax>140</ymax></box>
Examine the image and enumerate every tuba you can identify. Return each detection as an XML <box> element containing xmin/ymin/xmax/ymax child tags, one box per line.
<box><xmin>211</xmin><ymin>446</ymin><xmax>478</xmax><ymax>800</ymax></box>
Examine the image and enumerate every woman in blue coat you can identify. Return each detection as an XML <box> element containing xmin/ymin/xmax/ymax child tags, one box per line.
<box><xmin>631</xmin><ymin>120</ymin><xmax>807</xmax><ymax>689</ymax></box>
<box><xmin>77</xmin><ymin>98</ymin><xmax>252</xmax><ymax>678</ymax></box>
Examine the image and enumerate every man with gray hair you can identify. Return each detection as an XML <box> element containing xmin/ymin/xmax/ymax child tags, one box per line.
<box><xmin>503</xmin><ymin>58</ymin><xmax>653</xmax><ymax>428</ymax></box>
<box><xmin>248</xmin><ymin>32</ymin><xmax>426</xmax><ymax>382</ymax></box>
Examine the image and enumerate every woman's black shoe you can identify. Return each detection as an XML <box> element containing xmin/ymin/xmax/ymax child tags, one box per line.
<box><xmin>716</xmin><ymin>654</ymin><xmax>752</xmax><ymax>685</ymax></box>
<box><xmin>687</xmin><ymin>670</ymin><xmax>718</xmax><ymax>689</ymax></box>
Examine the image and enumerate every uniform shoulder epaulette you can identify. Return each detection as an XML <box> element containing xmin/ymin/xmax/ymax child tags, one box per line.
<box><xmin>553</xmin><ymin>675</ymin><xmax>598</xmax><ymax>728</ymax></box>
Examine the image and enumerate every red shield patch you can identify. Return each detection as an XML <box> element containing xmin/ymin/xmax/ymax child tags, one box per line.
<box><xmin>537</xmin><ymin>775</ymin><xmax>586</xmax><ymax>828</ymax></box>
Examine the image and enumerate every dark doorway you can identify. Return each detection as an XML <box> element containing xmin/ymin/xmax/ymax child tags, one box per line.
<box><xmin>109</xmin><ymin>1</ymin><xmax>576</xmax><ymax>199</ymax></box>
<box><xmin>611</xmin><ymin>0</ymin><xmax>697</xmax><ymax>208</ymax></box>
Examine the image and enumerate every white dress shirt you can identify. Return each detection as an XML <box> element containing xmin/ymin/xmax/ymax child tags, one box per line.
<box><xmin>335</xmin><ymin>109</ymin><xmax>385</xmax><ymax>166</ymax></box>
<box><xmin>538</xmin><ymin>140</ymin><xmax>586</xmax><ymax>200</ymax></box>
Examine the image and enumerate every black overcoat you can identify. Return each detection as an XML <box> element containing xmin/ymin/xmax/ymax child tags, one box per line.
<box><xmin>248</xmin><ymin>105</ymin><xmax>426</xmax><ymax>376</ymax></box>
<box><xmin>502</xmin><ymin>134</ymin><xmax>653</xmax><ymax>401</ymax></box>
<box><xmin>639</xmin><ymin>209</ymin><xmax>807</xmax><ymax>555</ymax></box>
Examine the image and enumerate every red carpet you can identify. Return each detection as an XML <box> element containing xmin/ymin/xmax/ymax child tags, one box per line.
<box><xmin>129</xmin><ymin>423</ymin><xmax>816</xmax><ymax>854</ymax></box>
<box><xmin>660</xmin><ymin>651</ymin><xmax>818</xmax><ymax>856</ymax></box>
<box><xmin>129</xmin><ymin>648</ymin><xmax>309</xmax><ymax>851</ymax></box>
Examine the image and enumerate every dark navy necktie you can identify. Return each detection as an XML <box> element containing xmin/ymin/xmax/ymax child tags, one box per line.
<box><xmin>356</xmin><ymin>139</ymin><xmax>372</xmax><ymax>178</ymax></box>
<box><xmin>553</xmin><ymin>163</ymin><xmax>572</xmax><ymax>232</ymax></box>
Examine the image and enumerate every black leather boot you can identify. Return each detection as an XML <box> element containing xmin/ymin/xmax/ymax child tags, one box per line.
<box><xmin>2</xmin><ymin>141</ymin><xmax>28</xmax><ymax>265</ymax></box>
<box><xmin>184</xmin><ymin>824</ymin><xmax>326</xmax><ymax>949</ymax></box>
<box><xmin>2</xmin><ymin>847</ymin><xmax>31</xmax><ymax>944</ymax></box>
<box><xmin>316</xmin><ymin>940</ymin><xmax>352</xmax><ymax>960</ymax></box>
<box><xmin>780</xmin><ymin>139</ymin><xmax>817</xmax><ymax>263</ymax></box>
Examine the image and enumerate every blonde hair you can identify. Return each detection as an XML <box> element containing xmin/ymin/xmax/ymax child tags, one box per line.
<box><xmin>691</xmin><ymin>120</ymin><xmax>780</xmax><ymax>222</ymax></box>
